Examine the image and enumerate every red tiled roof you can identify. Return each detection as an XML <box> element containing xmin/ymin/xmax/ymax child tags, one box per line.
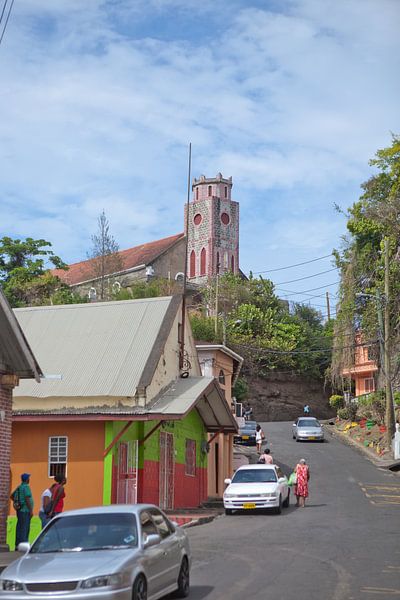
<box><xmin>53</xmin><ymin>233</ymin><xmax>184</xmax><ymax>286</ymax></box>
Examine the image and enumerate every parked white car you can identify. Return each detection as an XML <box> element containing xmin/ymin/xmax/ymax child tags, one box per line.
<box><xmin>223</xmin><ymin>464</ymin><xmax>290</xmax><ymax>515</ymax></box>
<box><xmin>0</xmin><ymin>504</ymin><xmax>191</xmax><ymax>600</ymax></box>
<box><xmin>292</xmin><ymin>417</ymin><xmax>324</xmax><ymax>442</ymax></box>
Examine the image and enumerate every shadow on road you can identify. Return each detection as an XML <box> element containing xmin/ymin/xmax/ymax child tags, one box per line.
<box><xmin>183</xmin><ymin>585</ymin><xmax>214</xmax><ymax>599</ymax></box>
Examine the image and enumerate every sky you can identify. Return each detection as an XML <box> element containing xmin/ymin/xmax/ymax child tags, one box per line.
<box><xmin>0</xmin><ymin>0</ymin><xmax>399</xmax><ymax>316</ymax></box>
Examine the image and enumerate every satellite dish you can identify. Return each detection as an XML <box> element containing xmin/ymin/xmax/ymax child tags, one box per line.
<box><xmin>88</xmin><ymin>287</ymin><xmax>97</xmax><ymax>301</ymax></box>
<box><xmin>112</xmin><ymin>281</ymin><xmax>121</xmax><ymax>292</ymax></box>
<box><xmin>175</xmin><ymin>272</ymin><xmax>185</xmax><ymax>282</ymax></box>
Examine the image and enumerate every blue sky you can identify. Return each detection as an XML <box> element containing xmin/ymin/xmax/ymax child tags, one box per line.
<box><xmin>0</xmin><ymin>0</ymin><xmax>399</xmax><ymax>315</ymax></box>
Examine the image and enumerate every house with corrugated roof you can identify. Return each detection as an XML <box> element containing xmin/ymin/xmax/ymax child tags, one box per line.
<box><xmin>8</xmin><ymin>295</ymin><xmax>237</xmax><ymax>547</ymax></box>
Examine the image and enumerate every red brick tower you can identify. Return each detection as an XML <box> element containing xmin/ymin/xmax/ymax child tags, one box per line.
<box><xmin>185</xmin><ymin>173</ymin><xmax>239</xmax><ymax>284</ymax></box>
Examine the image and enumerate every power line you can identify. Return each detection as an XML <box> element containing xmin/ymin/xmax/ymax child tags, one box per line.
<box><xmin>233</xmin><ymin>338</ymin><xmax>378</xmax><ymax>356</ymax></box>
<box><xmin>0</xmin><ymin>1</ymin><xmax>8</xmax><ymax>26</ymax></box>
<box><xmin>253</xmin><ymin>253</ymin><xmax>333</xmax><ymax>274</ymax></box>
<box><xmin>0</xmin><ymin>0</ymin><xmax>14</xmax><ymax>45</ymax></box>
<box><xmin>275</xmin><ymin>268</ymin><xmax>337</xmax><ymax>286</ymax></box>
<box><xmin>278</xmin><ymin>281</ymin><xmax>340</xmax><ymax>298</ymax></box>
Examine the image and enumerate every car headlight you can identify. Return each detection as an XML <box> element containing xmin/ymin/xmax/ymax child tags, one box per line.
<box><xmin>1</xmin><ymin>580</ymin><xmax>24</xmax><ymax>591</ymax></box>
<box><xmin>81</xmin><ymin>573</ymin><xmax>123</xmax><ymax>589</ymax></box>
<box><xmin>264</xmin><ymin>493</ymin><xmax>278</xmax><ymax>498</ymax></box>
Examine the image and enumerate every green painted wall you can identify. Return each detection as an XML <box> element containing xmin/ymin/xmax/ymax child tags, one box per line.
<box><xmin>6</xmin><ymin>517</ymin><xmax>41</xmax><ymax>551</ymax></box>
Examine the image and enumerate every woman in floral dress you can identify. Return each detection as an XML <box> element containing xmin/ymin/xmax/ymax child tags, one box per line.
<box><xmin>295</xmin><ymin>459</ymin><xmax>310</xmax><ymax>507</ymax></box>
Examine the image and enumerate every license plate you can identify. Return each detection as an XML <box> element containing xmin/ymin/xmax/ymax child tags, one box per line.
<box><xmin>308</xmin><ymin>436</ymin><xmax>315</xmax><ymax>440</ymax></box>
<box><xmin>241</xmin><ymin>435</ymin><xmax>249</xmax><ymax>440</ymax></box>
<box><xmin>243</xmin><ymin>502</ymin><xmax>256</xmax><ymax>509</ymax></box>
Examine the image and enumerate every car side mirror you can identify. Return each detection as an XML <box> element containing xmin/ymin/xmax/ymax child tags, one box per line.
<box><xmin>17</xmin><ymin>542</ymin><xmax>30</xmax><ymax>553</ymax></box>
<box><xmin>224</xmin><ymin>478</ymin><xmax>232</xmax><ymax>485</ymax></box>
<box><xmin>292</xmin><ymin>423</ymin><xmax>296</xmax><ymax>426</ymax></box>
<box><xmin>143</xmin><ymin>534</ymin><xmax>161</xmax><ymax>549</ymax></box>
<box><xmin>278</xmin><ymin>477</ymin><xmax>286</xmax><ymax>484</ymax></box>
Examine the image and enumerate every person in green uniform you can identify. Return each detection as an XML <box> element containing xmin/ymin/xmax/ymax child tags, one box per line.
<box><xmin>11</xmin><ymin>473</ymin><xmax>33</xmax><ymax>547</ymax></box>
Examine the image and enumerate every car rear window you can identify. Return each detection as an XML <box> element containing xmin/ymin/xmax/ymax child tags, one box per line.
<box><xmin>232</xmin><ymin>469</ymin><xmax>277</xmax><ymax>483</ymax></box>
<box><xmin>298</xmin><ymin>419</ymin><xmax>320</xmax><ymax>427</ymax></box>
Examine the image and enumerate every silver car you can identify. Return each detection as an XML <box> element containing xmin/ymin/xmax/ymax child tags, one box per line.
<box><xmin>0</xmin><ymin>504</ymin><xmax>191</xmax><ymax>600</ymax></box>
<box><xmin>292</xmin><ymin>417</ymin><xmax>324</xmax><ymax>442</ymax></box>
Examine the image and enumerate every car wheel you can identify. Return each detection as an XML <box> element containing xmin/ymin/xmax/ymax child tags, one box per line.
<box><xmin>275</xmin><ymin>495</ymin><xmax>282</xmax><ymax>515</ymax></box>
<box><xmin>173</xmin><ymin>556</ymin><xmax>190</xmax><ymax>598</ymax></box>
<box><xmin>132</xmin><ymin>575</ymin><xmax>147</xmax><ymax>600</ymax></box>
<box><xmin>283</xmin><ymin>489</ymin><xmax>290</xmax><ymax>508</ymax></box>
<box><xmin>296</xmin><ymin>437</ymin><xmax>300</xmax><ymax>442</ymax></box>
<box><xmin>225</xmin><ymin>508</ymin><xmax>233</xmax><ymax>515</ymax></box>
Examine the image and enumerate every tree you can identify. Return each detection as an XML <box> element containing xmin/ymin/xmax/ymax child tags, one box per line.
<box><xmin>0</xmin><ymin>236</ymin><xmax>83</xmax><ymax>307</ymax></box>
<box><xmin>87</xmin><ymin>211</ymin><xmax>123</xmax><ymax>300</ymax></box>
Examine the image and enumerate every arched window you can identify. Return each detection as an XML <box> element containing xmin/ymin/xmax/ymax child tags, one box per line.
<box><xmin>224</xmin><ymin>251</ymin><xmax>228</xmax><ymax>270</ymax></box>
<box><xmin>216</xmin><ymin>252</ymin><xmax>220</xmax><ymax>273</ymax></box>
<box><xmin>218</xmin><ymin>370</ymin><xmax>225</xmax><ymax>385</ymax></box>
<box><xmin>190</xmin><ymin>250</ymin><xmax>196</xmax><ymax>278</ymax></box>
<box><xmin>200</xmin><ymin>247</ymin><xmax>206</xmax><ymax>276</ymax></box>
<box><xmin>224</xmin><ymin>186</ymin><xmax>228</xmax><ymax>198</ymax></box>
<box><xmin>196</xmin><ymin>188</ymin><xmax>199</xmax><ymax>200</ymax></box>
<box><xmin>231</xmin><ymin>255</ymin><xmax>235</xmax><ymax>272</ymax></box>
<box><xmin>208</xmin><ymin>185</ymin><xmax>212</xmax><ymax>197</ymax></box>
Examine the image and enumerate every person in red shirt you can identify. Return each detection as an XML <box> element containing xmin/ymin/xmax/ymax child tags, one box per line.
<box><xmin>49</xmin><ymin>475</ymin><xmax>67</xmax><ymax>517</ymax></box>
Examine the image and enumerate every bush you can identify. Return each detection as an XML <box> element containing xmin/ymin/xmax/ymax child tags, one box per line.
<box><xmin>393</xmin><ymin>391</ymin><xmax>400</xmax><ymax>406</ymax></box>
<box><xmin>337</xmin><ymin>407</ymin><xmax>349</xmax><ymax>420</ymax></box>
<box><xmin>347</xmin><ymin>403</ymin><xmax>358</xmax><ymax>421</ymax></box>
<box><xmin>329</xmin><ymin>394</ymin><xmax>344</xmax><ymax>410</ymax></box>
<box><xmin>233</xmin><ymin>377</ymin><xmax>249</xmax><ymax>403</ymax></box>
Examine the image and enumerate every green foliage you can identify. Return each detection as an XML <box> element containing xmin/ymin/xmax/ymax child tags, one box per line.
<box><xmin>393</xmin><ymin>391</ymin><xmax>400</xmax><ymax>406</ymax></box>
<box><xmin>112</xmin><ymin>278</ymin><xmax>179</xmax><ymax>301</ymax></box>
<box><xmin>189</xmin><ymin>313</ymin><xmax>219</xmax><ymax>343</ymax></box>
<box><xmin>0</xmin><ymin>236</ymin><xmax>85</xmax><ymax>307</ymax></box>
<box><xmin>233</xmin><ymin>377</ymin><xmax>249</xmax><ymax>402</ymax></box>
<box><xmin>329</xmin><ymin>394</ymin><xmax>344</xmax><ymax>410</ymax></box>
<box><xmin>337</xmin><ymin>407</ymin><xmax>349</xmax><ymax>420</ymax></box>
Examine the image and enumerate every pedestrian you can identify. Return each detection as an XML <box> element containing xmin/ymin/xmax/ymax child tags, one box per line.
<box><xmin>38</xmin><ymin>483</ymin><xmax>55</xmax><ymax>528</ymax></box>
<box><xmin>303</xmin><ymin>404</ymin><xmax>310</xmax><ymax>415</ymax></box>
<box><xmin>255</xmin><ymin>424</ymin><xmax>265</xmax><ymax>454</ymax></box>
<box><xmin>258</xmin><ymin>448</ymin><xmax>273</xmax><ymax>464</ymax></box>
<box><xmin>48</xmin><ymin>474</ymin><xmax>67</xmax><ymax>518</ymax></box>
<box><xmin>10</xmin><ymin>473</ymin><xmax>33</xmax><ymax>548</ymax></box>
<box><xmin>294</xmin><ymin>459</ymin><xmax>310</xmax><ymax>507</ymax></box>
<box><xmin>244</xmin><ymin>403</ymin><xmax>253</xmax><ymax>421</ymax></box>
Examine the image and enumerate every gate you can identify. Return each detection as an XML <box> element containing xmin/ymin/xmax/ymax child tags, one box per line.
<box><xmin>116</xmin><ymin>441</ymin><xmax>138</xmax><ymax>504</ymax></box>
<box><xmin>159</xmin><ymin>431</ymin><xmax>174</xmax><ymax>509</ymax></box>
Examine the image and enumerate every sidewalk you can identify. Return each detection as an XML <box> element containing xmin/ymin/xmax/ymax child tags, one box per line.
<box><xmin>327</xmin><ymin>423</ymin><xmax>400</xmax><ymax>470</ymax></box>
<box><xmin>0</xmin><ymin>551</ymin><xmax>19</xmax><ymax>573</ymax></box>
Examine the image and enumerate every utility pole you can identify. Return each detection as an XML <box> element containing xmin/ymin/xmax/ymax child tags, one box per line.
<box><xmin>384</xmin><ymin>237</ymin><xmax>395</xmax><ymax>450</ymax></box>
<box><xmin>325</xmin><ymin>291</ymin><xmax>331</xmax><ymax>321</ymax></box>
<box><xmin>214</xmin><ymin>272</ymin><xmax>219</xmax><ymax>336</ymax></box>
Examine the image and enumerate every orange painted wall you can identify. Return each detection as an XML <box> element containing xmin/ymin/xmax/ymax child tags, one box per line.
<box><xmin>10</xmin><ymin>421</ymin><xmax>105</xmax><ymax>515</ymax></box>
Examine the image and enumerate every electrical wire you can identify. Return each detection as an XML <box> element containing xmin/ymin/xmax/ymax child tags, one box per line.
<box><xmin>278</xmin><ymin>281</ymin><xmax>340</xmax><ymax>298</ymax></box>
<box><xmin>0</xmin><ymin>0</ymin><xmax>14</xmax><ymax>45</ymax></box>
<box><xmin>253</xmin><ymin>253</ymin><xmax>333</xmax><ymax>274</ymax></box>
<box><xmin>232</xmin><ymin>338</ymin><xmax>378</xmax><ymax>356</ymax></box>
<box><xmin>0</xmin><ymin>0</ymin><xmax>8</xmax><ymax>25</ymax></box>
<box><xmin>275</xmin><ymin>268</ymin><xmax>338</xmax><ymax>286</ymax></box>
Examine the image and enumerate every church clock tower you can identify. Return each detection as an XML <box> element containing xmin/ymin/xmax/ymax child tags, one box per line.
<box><xmin>185</xmin><ymin>173</ymin><xmax>239</xmax><ymax>284</ymax></box>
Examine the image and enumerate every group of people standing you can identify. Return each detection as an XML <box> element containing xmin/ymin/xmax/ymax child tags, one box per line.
<box><xmin>10</xmin><ymin>473</ymin><xmax>67</xmax><ymax>547</ymax></box>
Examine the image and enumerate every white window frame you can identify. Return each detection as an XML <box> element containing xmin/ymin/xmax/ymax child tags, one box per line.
<box><xmin>48</xmin><ymin>436</ymin><xmax>68</xmax><ymax>478</ymax></box>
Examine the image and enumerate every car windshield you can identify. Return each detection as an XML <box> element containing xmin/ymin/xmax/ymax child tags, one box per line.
<box><xmin>232</xmin><ymin>469</ymin><xmax>277</xmax><ymax>483</ymax></box>
<box><xmin>30</xmin><ymin>513</ymin><xmax>138</xmax><ymax>554</ymax></box>
<box><xmin>298</xmin><ymin>419</ymin><xmax>320</xmax><ymax>427</ymax></box>
<box><xmin>241</xmin><ymin>421</ymin><xmax>257</xmax><ymax>431</ymax></box>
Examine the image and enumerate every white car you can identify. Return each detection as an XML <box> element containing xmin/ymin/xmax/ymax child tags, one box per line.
<box><xmin>223</xmin><ymin>464</ymin><xmax>290</xmax><ymax>515</ymax></box>
<box><xmin>0</xmin><ymin>504</ymin><xmax>191</xmax><ymax>600</ymax></box>
<box><xmin>292</xmin><ymin>417</ymin><xmax>324</xmax><ymax>442</ymax></box>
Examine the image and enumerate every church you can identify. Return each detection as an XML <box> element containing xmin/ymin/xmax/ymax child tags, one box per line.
<box><xmin>53</xmin><ymin>173</ymin><xmax>240</xmax><ymax>297</ymax></box>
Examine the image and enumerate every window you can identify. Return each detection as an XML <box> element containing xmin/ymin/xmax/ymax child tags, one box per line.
<box><xmin>221</xmin><ymin>212</ymin><xmax>230</xmax><ymax>225</ymax></box>
<box><xmin>208</xmin><ymin>185</ymin><xmax>212</xmax><ymax>197</ymax></box>
<box><xmin>140</xmin><ymin>511</ymin><xmax>158</xmax><ymax>543</ymax></box>
<box><xmin>364</xmin><ymin>377</ymin><xmax>375</xmax><ymax>393</ymax></box>
<box><xmin>149</xmin><ymin>508</ymin><xmax>173</xmax><ymax>539</ymax></box>
<box><xmin>189</xmin><ymin>250</ymin><xmax>196</xmax><ymax>278</ymax></box>
<box><xmin>185</xmin><ymin>439</ymin><xmax>196</xmax><ymax>476</ymax></box>
<box><xmin>218</xmin><ymin>369</ymin><xmax>225</xmax><ymax>385</ymax></box>
<box><xmin>200</xmin><ymin>247</ymin><xmax>206</xmax><ymax>276</ymax></box>
<box><xmin>216</xmin><ymin>252</ymin><xmax>220</xmax><ymax>273</ymax></box>
<box><xmin>194</xmin><ymin>213</ymin><xmax>202</xmax><ymax>225</ymax></box>
<box><xmin>224</xmin><ymin>186</ymin><xmax>228</xmax><ymax>198</ymax></box>
<box><xmin>231</xmin><ymin>255</ymin><xmax>235</xmax><ymax>272</ymax></box>
<box><xmin>196</xmin><ymin>188</ymin><xmax>199</xmax><ymax>200</ymax></box>
<box><xmin>48</xmin><ymin>436</ymin><xmax>68</xmax><ymax>478</ymax></box>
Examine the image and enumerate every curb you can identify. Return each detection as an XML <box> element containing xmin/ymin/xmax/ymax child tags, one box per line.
<box><xmin>327</xmin><ymin>425</ymin><xmax>400</xmax><ymax>470</ymax></box>
<box><xmin>181</xmin><ymin>515</ymin><xmax>218</xmax><ymax>529</ymax></box>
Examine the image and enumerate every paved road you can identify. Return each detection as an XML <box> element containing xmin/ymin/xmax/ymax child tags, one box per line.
<box><xmin>186</xmin><ymin>421</ymin><xmax>400</xmax><ymax>600</ymax></box>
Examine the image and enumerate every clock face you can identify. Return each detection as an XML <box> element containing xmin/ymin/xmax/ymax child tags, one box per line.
<box><xmin>221</xmin><ymin>212</ymin><xmax>230</xmax><ymax>225</ymax></box>
<box><xmin>194</xmin><ymin>213</ymin><xmax>202</xmax><ymax>225</ymax></box>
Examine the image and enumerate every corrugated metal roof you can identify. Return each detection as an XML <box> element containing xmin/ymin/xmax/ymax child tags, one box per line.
<box><xmin>148</xmin><ymin>377</ymin><xmax>238</xmax><ymax>433</ymax></box>
<box><xmin>14</xmin><ymin>297</ymin><xmax>174</xmax><ymax>399</ymax></box>
<box><xmin>0</xmin><ymin>287</ymin><xmax>42</xmax><ymax>380</ymax></box>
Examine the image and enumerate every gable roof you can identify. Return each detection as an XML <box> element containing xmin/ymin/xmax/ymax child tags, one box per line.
<box><xmin>0</xmin><ymin>287</ymin><xmax>42</xmax><ymax>381</ymax></box>
<box><xmin>13</xmin><ymin>296</ymin><xmax>180</xmax><ymax>399</ymax></box>
<box><xmin>52</xmin><ymin>233</ymin><xmax>184</xmax><ymax>286</ymax></box>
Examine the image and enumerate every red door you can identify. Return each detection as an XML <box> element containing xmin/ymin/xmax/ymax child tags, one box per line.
<box><xmin>116</xmin><ymin>441</ymin><xmax>138</xmax><ymax>504</ymax></box>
